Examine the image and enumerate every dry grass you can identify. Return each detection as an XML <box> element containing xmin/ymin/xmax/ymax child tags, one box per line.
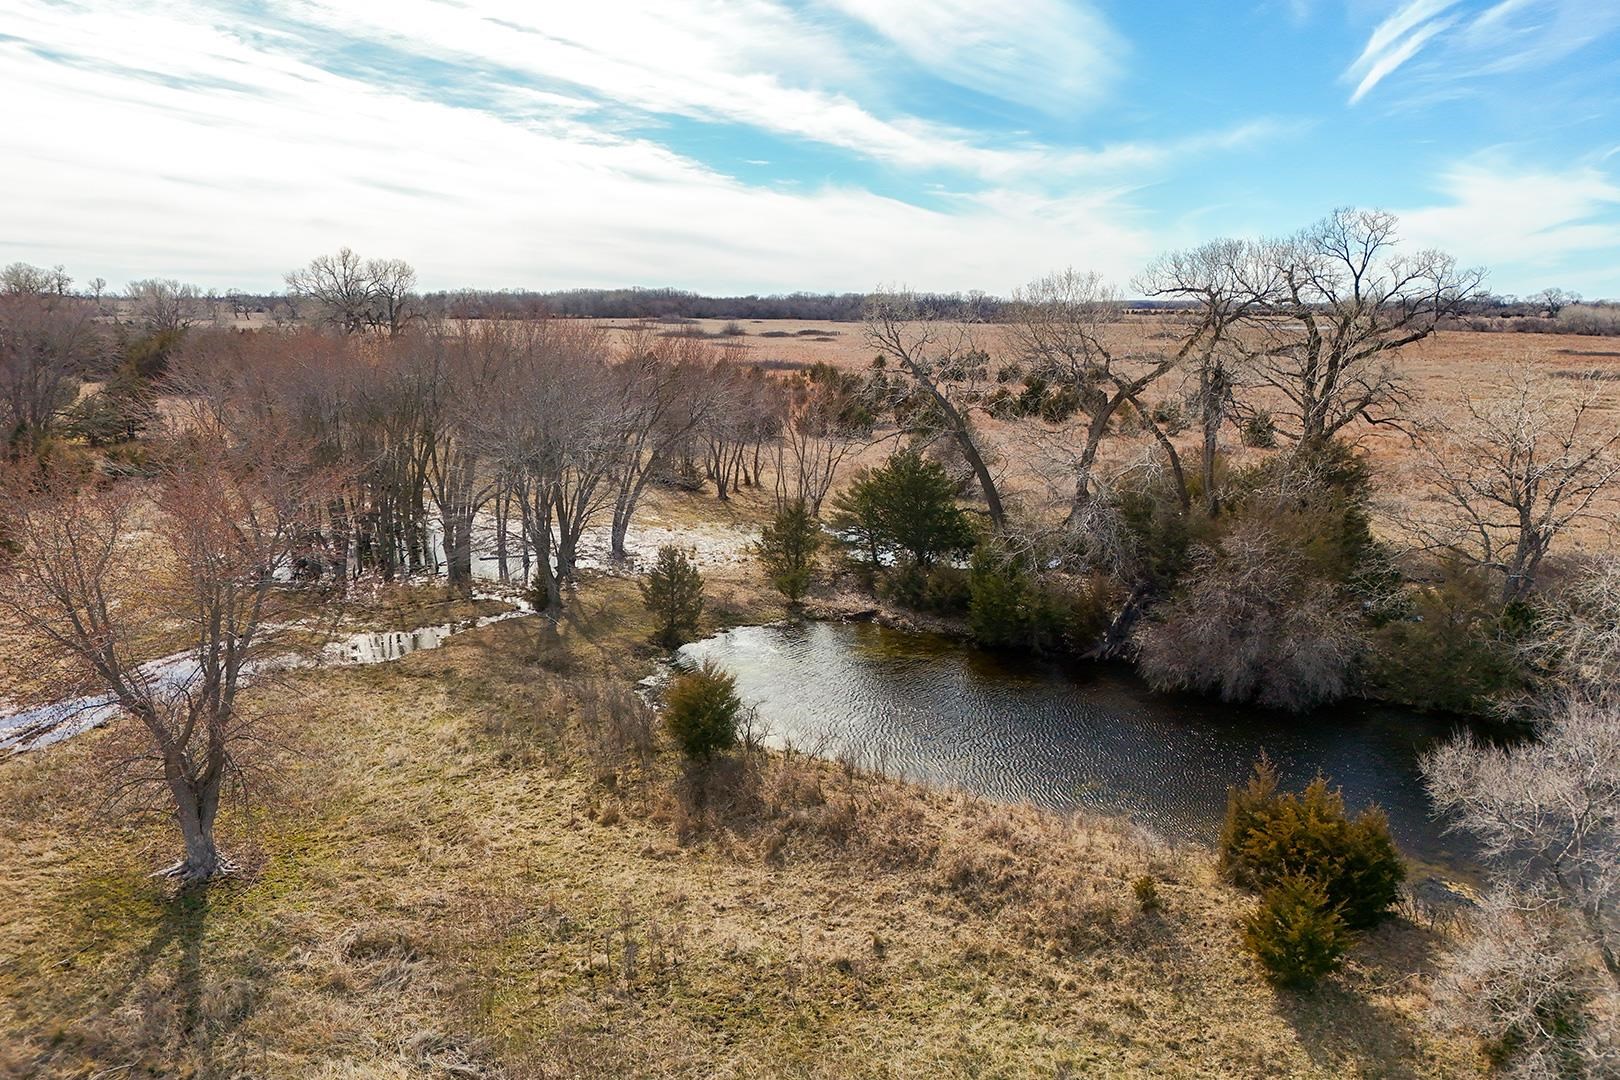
<box><xmin>637</xmin><ymin>319</ymin><xmax>1620</xmax><ymax>555</ymax></box>
<box><xmin>0</xmin><ymin>572</ymin><xmax>1484</xmax><ymax>1078</ymax></box>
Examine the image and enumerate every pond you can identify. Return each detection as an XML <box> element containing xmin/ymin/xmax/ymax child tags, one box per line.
<box><xmin>679</xmin><ymin>621</ymin><xmax>1485</xmax><ymax>878</ymax></box>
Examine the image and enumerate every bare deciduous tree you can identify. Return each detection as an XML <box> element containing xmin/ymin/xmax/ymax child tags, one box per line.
<box><xmin>1008</xmin><ymin>269</ymin><xmax>1185</xmax><ymax>521</ymax></box>
<box><xmin>1136</xmin><ymin>239</ymin><xmax>1280</xmax><ymax>513</ymax></box>
<box><xmin>1424</xmin><ymin>686</ymin><xmax>1620</xmax><ymax>1073</ymax></box>
<box><xmin>865</xmin><ymin>290</ymin><xmax>1006</xmax><ymax>529</ymax></box>
<box><xmin>1426</xmin><ymin>695</ymin><xmax>1620</xmax><ymax>985</ymax></box>
<box><xmin>478</xmin><ymin>319</ymin><xmax>620</xmax><ymax>613</ymax></box>
<box><xmin>1405</xmin><ymin>367</ymin><xmax>1620</xmax><ymax>603</ymax></box>
<box><xmin>2</xmin><ymin>261</ymin><xmax>72</xmax><ymax>296</ymax></box>
<box><xmin>285</xmin><ymin>247</ymin><xmax>420</xmax><ymax>336</ymax></box>
<box><xmin>1530</xmin><ymin>287</ymin><xmax>1581</xmax><ymax>319</ymax></box>
<box><xmin>776</xmin><ymin>365</ymin><xmax>870</xmax><ymax>515</ymax></box>
<box><xmin>127</xmin><ymin>277</ymin><xmax>208</xmax><ymax>335</ymax></box>
<box><xmin>0</xmin><ymin>291</ymin><xmax>100</xmax><ymax>456</ymax></box>
<box><xmin>607</xmin><ymin>329</ymin><xmax>712</xmax><ymax>560</ymax></box>
<box><xmin>1429</xmin><ymin>888</ymin><xmax>1616</xmax><ymax>1078</ymax></box>
<box><xmin>1253</xmin><ymin>208</ymin><xmax>1483</xmax><ymax>454</ymax></box>
<box><xmin>367</xmin><ymin>258</ymin><xmax>420</xmax><ymax>337</ymax></box>
<box><xmin>0</xmin><ymin>422</ymin><xmax>334</xmax><ymax>882</ymax></box>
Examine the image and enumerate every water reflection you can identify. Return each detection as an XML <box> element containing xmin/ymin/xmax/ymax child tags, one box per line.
<box><xmin>681</xmin><ymin>621</ymin><xmax>1483</xmax><ymax>875</ymax></box>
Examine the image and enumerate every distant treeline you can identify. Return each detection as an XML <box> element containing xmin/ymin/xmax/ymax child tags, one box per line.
<box><xmin>406</xmin><ymin>287</ymin><xmax>1620</xmax><ymax>332</ymax></box>
<box><xmin>418</xmin><ymin>287</ymin><xmax>983</xmax><ymax>322</ymax></box>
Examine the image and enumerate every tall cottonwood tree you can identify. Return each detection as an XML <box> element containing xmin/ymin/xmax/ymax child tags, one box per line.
<box><xmin>1135</xmin><ymin>240</ymin><xmax>1280</xmax><ymax>514</ymax></box>
<box><xmin>285</xmin><ymin>247</ymin><xmax>420</xmax><ymax>336</ymax></box>
<box><xmin>1252</xmin><ymin>208</ymin><xmax>1483</xmax><ymax>453</ymax></box>
<box><xmin>1007</xmin><ymin>269</ymin><xmax>1186</xmax><ymax>521</ymax></box>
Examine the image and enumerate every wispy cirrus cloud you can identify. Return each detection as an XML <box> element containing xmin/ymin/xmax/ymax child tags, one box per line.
<box><xmin>238</xmin><ymin>0</ymin><xmax>1197</xmax><ymax>184</ymax></box>
<box><xmin>1344</xmin><ymin>0</ymin><xmax>1620</xmax><ymax>105</ymax></box>
<box><xmin>1344</xmin><ymin>0</ymin><xmax>1462</xmax><ymax>104</ymax></box>
<box><xmin>824</xmin><ymin>0</ymin><xmax>1124</xmax><ymax>114</ymax></box>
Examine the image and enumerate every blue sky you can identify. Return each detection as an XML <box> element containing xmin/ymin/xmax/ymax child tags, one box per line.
<box><xmin>2</xmin><ymin>0</ymin><xmax>1618</xmax><ymax>296</ymax></box>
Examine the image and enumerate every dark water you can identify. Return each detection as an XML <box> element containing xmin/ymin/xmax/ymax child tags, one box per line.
<box><xmin>680</xmin><ymin>621</ymin><xmax>1485</xmax><ymax>877</ymax></box>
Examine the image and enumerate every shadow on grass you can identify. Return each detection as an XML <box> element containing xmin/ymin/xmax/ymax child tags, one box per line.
<box><xmin>67</xmin><ymin>881</ymin><xmax>266</xmax><ymax>1076</ymax></box>
<box><xmin>1272</xmin><ymin>919</ymin><xmax>1449</xmax><ymax>1078</ymax></box>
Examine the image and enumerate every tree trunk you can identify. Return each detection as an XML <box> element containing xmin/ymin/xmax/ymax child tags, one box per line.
<box><xmin>168</xmin><ymin>766</ymin><xmax>223</xmax><ymax>882</ymax></box>
<box><xmin>441</xmin><ymin>509</ymin><xmax>473</xmax><ymax>595</ymax></box>
<box><xmin>1201</xmin><ymin>368</ymin><xmax>1221</xmax><ymax>516</ymax></box>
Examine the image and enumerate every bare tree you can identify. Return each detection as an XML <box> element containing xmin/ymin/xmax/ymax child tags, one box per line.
<box><xmin>2</xmin><ymin>261</ymin><xmax>72</xmax><ymax>296</ymax></box>
<box><xmin>127</xmin><ymin>277</ymin><xmax>208</xmax><ymax>335</ymax></box>
<box><xmin>285</xmin><ymin>248</ymin><xmax>419</xmax><ymax>336</ymax></box>
<box><xmin>1135</xmin><ymin>240</ymin><xmax>1281</xmax><ymax>514</ymax></box>
<box><xmin>1007</xmin><ymin>269</ymin><xmax>1186</xmax><ymax>521</ymax></box>
<box><xmin>1405</xmin><ymin>367</ymin><xmax>1620</xmax><ymax>603</ymax></box>
<box><xmin>776</xmin><ymin>365</ymin><xmax>871</xmax><ymax>515</ymax></box>
<box><xmin>0</xmin><ymin>291</ymin><xmax>100</xmax><ymax>456</ymax></box>
<box><xmin>366</xmin><ymin>257</ymin><xmax>421</xmax><ymax>337</ymax></box>
<box><xmin>1530</xmin><ymin>287</ymin><xmax>1581</xmax><ymax>319</ymax></box>
<box><xmin>285</xmin><ymin>247</ymin><xmax>372</xmax><ymax>334</ymax></box>
<box><xmin>1253</xmin><ymin>209</ymin><xmax>1483</xmax><ymax>454</ymax></box>
<box><xmin>1423</xmin><ymin>554</ymin><xmax>1620</xmax><ymax>1071</ymax></box>
<box><xmin>408</xmin><ymin>324</ymin><xmax>504</xmax><ymax>594</ymax></box>
<box><xmin>865</xmin><ymin>290</ymin><xmax>1007</xmax><ymax>529</ymax></box>
<box><xmin>0</xmin><ymin>421</ymin><xmax>334</xmax><ymax>881</ymax></box>
<box><xmin>1429</xmin><ymin>696</ymin><xmax>1619</xmax><ymax>979</ymax></box>
<box><xmin>1531</xmin><ymin>556</ymin><xmax>1620</xmax><ymax>702</ymax></box>
<box><xmin>1429</xmin><ymin>888</ymin><xmax>1616</xmax><ymax>1078</ymax></box>
<box><xmin>477</xmin><ymin>319</ymin><xmax>619</xmax><ymax>613</ymax></box>
<box><xmin>607</xmin><ymin>329</ymin><xmax>711</xmax><ymax>560</ymax></box>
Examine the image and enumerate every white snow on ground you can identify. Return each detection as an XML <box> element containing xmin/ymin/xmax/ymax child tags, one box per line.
<box><xmin>0</xmin><ymin>517</ymin><xmax>756</xmax><ymax>753</ymax></box>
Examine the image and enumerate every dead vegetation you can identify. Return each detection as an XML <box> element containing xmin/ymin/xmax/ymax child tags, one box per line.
<box><xmin>0</xmin><ymin>575</ymin><xmax>1483</xmax><ymax>1078</ymax></box>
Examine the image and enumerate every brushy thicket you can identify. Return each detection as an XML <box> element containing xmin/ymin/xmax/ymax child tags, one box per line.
<box><xmin>831</xmin><ymin>386</ymin><xmax>1539</xmax><ymax>718</ymax></box>
<box><xmin>1133</xmin><ymin>443</ymin><xmax>1384</xmax><ymax>710</ymax></box>
<box><xmin>663</xmin><ymin>661</ymin><xmax>742</xmax><ymax>760</ymax></box>
<box><xmin>966</xmin><ymin>544</ymin><xmax>1121</xmax><ymax>654</ymax></box>
<box><xmin>1366</xmin><ymin>563</ymin><xmax>1529</xmax><ymax>714</ymax></box>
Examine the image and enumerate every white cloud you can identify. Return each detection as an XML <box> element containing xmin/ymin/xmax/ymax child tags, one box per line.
<box><xmin>0</xmin><ymin>2</ymin><xmax>1164</xmax><ymax>293</ymax></box>
<box><xmin>1344</xmin><ymin>0</ymin><xmax>1620</xmax><ymax>105</ymax></box>
<box><xmin>824</xmin><ymin>0</ymin><xmax>1124</xmax><ymax>114</ymax></box>
<box><xmin>1397</xmin><ymin>156</ymin><xmax>1620</xmax><ymax>292</ymax></box>
<box><xmin>1344</xmin><ymin>0</ymin><xmax>1461</xmax><ymax>104</ymax></box>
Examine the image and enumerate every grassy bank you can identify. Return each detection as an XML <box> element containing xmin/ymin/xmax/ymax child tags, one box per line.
<box><xmin>0</xmin><ymin>573</ymin><xmax>1482</xmax><ymax>1078</ymax></box>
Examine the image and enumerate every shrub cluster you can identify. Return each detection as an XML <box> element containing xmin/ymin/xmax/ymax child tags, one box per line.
<box><xmin>1221</xmin><ymin>758</ymin><xmax>1405</xmax><ymax>987</ymax></box>
<box><xmin>1241</xmin><ymin>876</ymin><xmax>1353</xmax><ymax>988</ymax></box>
<box><xmin>1366</xmin><ymin>563</ymin><xmax>1527</xmax><ymax>714</ymax></box>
